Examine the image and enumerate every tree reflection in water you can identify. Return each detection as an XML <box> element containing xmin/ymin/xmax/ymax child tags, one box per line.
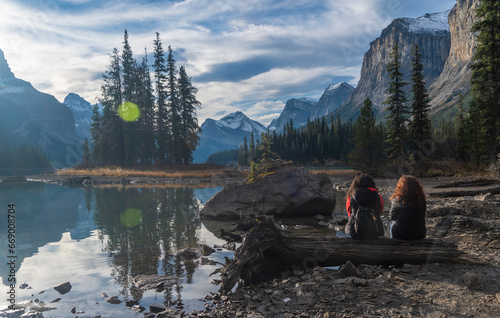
<box><xmin>92</xmin><ymin>186</ymin><xmax>201</xmax><ymax>306</ymax></box>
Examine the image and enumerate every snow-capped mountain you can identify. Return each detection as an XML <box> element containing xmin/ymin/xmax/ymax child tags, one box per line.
<box><xmin>402</xmin><ymin>11</ymin><xmax>450</xmax><ymax>35</ymax></box>
<box><xmin>63</xmin><ymin>93</ymin><xmax>93</xmax><ymax>140</ymax></box>
<box><xmin>269</xmin><ymin>98</ymin><xmax>317</xmax><ymax>132</ymax></box>
<box><xmin>193</xmin><ymin>111</ymin><xmax>266</xmax><ymax>163</ymax></box>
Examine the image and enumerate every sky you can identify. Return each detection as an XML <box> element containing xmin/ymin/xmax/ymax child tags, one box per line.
<box><xmin>0</xmin><ymin>0</ymin><xmax>456</xmax><ymax>126</ymax></box>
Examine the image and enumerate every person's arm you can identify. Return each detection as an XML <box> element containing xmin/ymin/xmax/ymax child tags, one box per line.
<box><xmin>346</xmin><ymin>197</ymin><xmax>351</xmax><ymax>217</ymax></box>
<box><xmin>378</xmin><ymin>194</ymin><xmax>384</xmax><ymax>215</ymax></box>
<box><xmin>389</xmin><ymin>199</ymin><xmax>401</xmax><ymax>221</ymax></box>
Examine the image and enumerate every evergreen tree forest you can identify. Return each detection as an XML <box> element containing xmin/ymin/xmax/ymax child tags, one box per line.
<box><xmin>90</xmin><ymin>30</ymin><xmax>201</xmax><ymax>167</ymax></box>
<box><xmin>0</xmin><ymin>143</ymin><xmax>52</xmax><ymax>172</ymax></box>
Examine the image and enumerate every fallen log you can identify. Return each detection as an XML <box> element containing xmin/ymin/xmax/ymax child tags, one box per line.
<box><xmin>428</xmin><ymin>184</ymin><xmax>500</xmax><ymax>197</ymax></box>
<box><xmin>216</xmin><ymin>215</ymin><xmax>482</xmax><ymax>294</ymax></box>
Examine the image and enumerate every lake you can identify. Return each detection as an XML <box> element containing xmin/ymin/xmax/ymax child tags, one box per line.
<box><xmin>0</xmin><ymin>182</ymin><xmax>354</xmax><ymax>317</ymax></box>
<box><xmin>0</xmin><ymin>182</ymin><xmax>231</xmax><ymax>317</ymax></box>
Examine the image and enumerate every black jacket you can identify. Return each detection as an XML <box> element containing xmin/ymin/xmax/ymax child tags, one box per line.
<box><xmin>389</xmin><ymin>199</ymin><xmax>426</xmax><ymax>240</ymax></box>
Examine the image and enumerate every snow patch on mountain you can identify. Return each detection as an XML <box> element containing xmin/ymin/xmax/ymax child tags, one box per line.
<box><xmin>404</xmin><ymin>11</ymin><xmax>450</xmax><ymax>34</ymax></box>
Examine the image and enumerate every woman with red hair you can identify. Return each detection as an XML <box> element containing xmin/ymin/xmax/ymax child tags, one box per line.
<box><xmin>389</xmin><ymin>175</ymin><xmax>427</xmax><ymax>240</ymax></box>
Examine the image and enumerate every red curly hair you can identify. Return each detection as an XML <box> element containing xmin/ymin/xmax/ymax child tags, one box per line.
<box><xmin>390</xmin><ymin>175</ymin><xmax>426</xmax><ymax>209</ymax></box>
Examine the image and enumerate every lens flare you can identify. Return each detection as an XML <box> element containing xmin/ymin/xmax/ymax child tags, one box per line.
<box><xmin>120</xmin><ymin>208</ymin><xmax>143</xmax><ymax>228</ymax></box>
<box><xmin>118</xmin><ymin>101</ymin><xmax>140</xmax><ymax>122</ymax></box>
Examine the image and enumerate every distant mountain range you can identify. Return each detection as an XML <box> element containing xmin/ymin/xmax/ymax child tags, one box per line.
<box><xmin>0</xmin><ymin>49</ymin><xmax>82</xmax><ymax>168</ymax></box>
<box><xmin>193</xmin><ymin>111</ymin><xmax>267</xmax><ymax>163</ymax></box>
<box><xmin>0</xmin><ymin>0</ymin><xmax>478</xmax><ymax>166</ymax></box>
<box><xmin>197</xmin><ymin>0</ymin><xmax>479</xmax><ymax>162</ymax></box>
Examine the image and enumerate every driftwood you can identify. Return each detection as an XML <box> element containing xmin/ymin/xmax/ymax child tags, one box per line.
<box><xmin>215</xmin><ymin>215</ymin><xmax>481</xmax><ymax>294</ymax></box>
<box><xmin>428</xmin><ymin>184</ymin><xmax>500</xmax><ymax>197</ymax></box>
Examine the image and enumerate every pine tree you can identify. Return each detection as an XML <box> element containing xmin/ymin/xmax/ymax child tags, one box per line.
<box><xmin>138</xmin><ymin>48</ymin><xmax>156</xmax><ymax>165</ymax></box>
<box><xmin>121</xmin><ymin>30</ymin><xmax>139</xmax><ymax>166</ymax></box>
<box><xmin>409</xmin><ymin>43</ymin><xmax>431</xmax><ymax>160</ymax></box>
<box><xmin>384</xmin><ymin>41</ymin><xmax>409</xmax><ymax>164</ymax></box>
<box><xmin>455</xmin><ymin>94</ymin><xmax>469</xmax><ymax>162</ymax></box>
<box><xmin>470</xmin><ymin>0</ymin><xmax>500</xmax><ymax>160</ymax></box>
<box><xmin>82</xmin><ymin>138</ymin><xmax>91</xmax><ymax>167</ymax></box>
<box><xmin>90</xmin><ymin>104</ymin><xmax>103</xmax><ymax>164</ymax></box>
<box><xmin>249</xmin><ymin>132</ymin><xmax>256</xmax><ymax>162</ymax></box>
<box><xmin>153</xmin><ymin>32</ymin><xmax>169</xmax><ymax>165</ymax></box>
<box><xmin>166</xmin><ymin>45</ymin><xmax>182</xmax><ymax>163</ymax></box>
<box><xmin>349</xmin><ymin>98</ymin><xmax>382</xmax><ymax>170</ymax></box>
<box><xmin>177</xmin><ymin>65</ymin><xmax>201</xmax><ymax>164</ymax></box>
<box><xmin>99</xmin><ymin>48</ymin><xmax>124</xmax><ymax>166</ymax></box>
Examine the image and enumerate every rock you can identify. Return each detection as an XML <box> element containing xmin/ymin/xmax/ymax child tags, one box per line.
<box><xmin>336</xmin><ymin>261</ymin><xmax>362</xmax><ymax>278</ymax></box>
<box><xmin>50</xmin><ymin>298</ymin><xmax>61</xmax><ymax>303</ymax></box>
<box><xmin>149</xmin><ymin>303</ymin><xmax>168</xmax><ymax>313</ymax></box>
<box><xmin>462</xmin><ymin>272</ymin><xmax>479</xmax><ymax>288</ymax></box>
<box><xmin>488</xmin><ymin>240</ymin><xmax>500</xmax><ymax>249</ymax></box>
<box><xmin>19</xmin><ymin>283</ymin><xmax>32</xmax><ymax>289</ymax></box>
<box><xmin>201</xmin><ymin>244</ymin><xmax>216</xmax><ymax>256</ymax></box>
<box><xmin>157</xmin><ymin>308</ymin><xmax>185</xmax><ymax>318</ymax></box>
<box><xmin>71</xmin><ymin>307</ymin><xmax>76</xmax><ymax>314</ymax></box>
<box><xmin>125</xmin><ymin>300</ymin><xmax>139</xmax><ymax>307</ymax></box>
<box><xmin>200</xmin><ymin>167</ymin><xmax>336</xmax><ymax>219</ymax></box>
<box><xmin>53</xmin><ymin>281</ymin><xmax>72</xmax><ymax>295</ymax></box>
<box><xmin>1</xmin><ymin>176</ymin><xmax>27</xmax><ymax>182</ymax></box>
<box><xmin>133</xmin><ymin>274</ymin><xmax>179</xmax><ymax>291</ymax></box>
<box><xmin>131</xmin><ymin>305</ymin><xmax>146</xmax><ymax>313</ymax></box>
<box><xmin>20</xmin><ymin>311</ymin><xmax>43</xmax><ymax>318</ymax></box>
<box><xmin>105</xmin><ymin>296</ymin><xmax>121</xmax><ymax>304</ymax></box>
<box><xmin>3</xmin><ymin>309</ymin><xmax>25</xmax><ymax>318</ymax></box>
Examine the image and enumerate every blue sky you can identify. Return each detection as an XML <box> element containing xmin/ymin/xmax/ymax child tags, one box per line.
<box><xmin>0</xmin><ymin>0</ymin><xmax>456</xmax><ymax>125</ymax></box>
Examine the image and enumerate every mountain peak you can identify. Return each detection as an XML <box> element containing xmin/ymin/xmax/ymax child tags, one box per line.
<box><xmin>0</xmin><ymin>49</ymin><xmax>15</xmax><ymax>79</ymax></box>
<box><xmin>401</xmin><ymin>10</ymin><xmax>450</xmax><ymax>34</ymax></box>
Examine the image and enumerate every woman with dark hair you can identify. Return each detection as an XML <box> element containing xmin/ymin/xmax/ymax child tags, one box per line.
<box><xmin>344</xmin><ymin>173</ymin><xmax>385</xmax><ymax>239</ymax></box>
<box><xmin>389</xmin><ymin>175</ymin><xmax>427</xmax><ymax>240</ymax></box>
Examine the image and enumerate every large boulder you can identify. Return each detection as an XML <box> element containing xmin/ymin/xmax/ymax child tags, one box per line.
<box><xmin>200</xmin><ymin>167</ymin><xmax>336</xmax><ymax>219</ymax></box>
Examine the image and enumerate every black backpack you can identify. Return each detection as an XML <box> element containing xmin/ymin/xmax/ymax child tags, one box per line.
<box><xmin>345</xmin><ymin>198</ymin><xmax>384</xmax><ymax>240</ymax></box>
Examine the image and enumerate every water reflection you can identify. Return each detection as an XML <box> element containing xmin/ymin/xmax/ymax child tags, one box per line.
<box><xmin>92</xmin><ymin>186</ymin><xmax>204</xmax><ymax>305</ymax></box>
<box><xmin>0</xmin><ymin>183</ymin><xmax>225</xmax><ymax>316</ymax></box>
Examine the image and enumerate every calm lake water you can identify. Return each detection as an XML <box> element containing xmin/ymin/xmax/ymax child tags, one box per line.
<box><xmin>0</xmin><ymin>182</ymin><xmax>231</xmax><ymax>317</ymax></box>
<box><xmin>0</xmin><ymin>182</ymin><xmax>355</xmax><ymax>317</ymax></box>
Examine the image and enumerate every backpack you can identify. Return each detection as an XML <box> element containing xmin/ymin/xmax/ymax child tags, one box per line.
<box><xmin>345</xmin><ymin>198</ymin><xmax>384</xmax><ymax>240</ymax></box>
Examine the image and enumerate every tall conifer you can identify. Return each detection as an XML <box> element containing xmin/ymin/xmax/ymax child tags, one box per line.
<box><xmin>384</xmin><ymin>41</ymin><xmax>409</xmax><ymax>164</ymax></box>
<box><xmin>409</xmin><ymin>43</ymin><xmax>431</xmax><ymax>161</ymax></box>
<box><xmin>470</xmin><ymin>0</ymin><xmax>500</xmax><ymax>160</ymax></box>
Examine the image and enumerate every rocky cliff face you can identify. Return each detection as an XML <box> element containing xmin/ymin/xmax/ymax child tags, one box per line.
<box><xmin>64</xmin><ymin>93</ymin><xmax>93</xmax><ymax>140</ymax></box>
<box><xmin>337</xmin><ymin>11</ymin><xmax>451</xmax><ymax>121</ymax></box>
<box><xmin>428</xmin><ymin>0</ymin><xmax>478</xmax><ymax>114</ymax></box>
<box><xmin>271</xmin><ymin>98</ymin><xmax>317</xmax><ymax>132</ymax></box>
<box><xmin>310</xmin><ymin>82</ymin><xmax>354</xmax><ymax>120</ymax></box>
<box><xmin>0</xmin><ymin>48</ymin><xmax>82</xmax><ymax>167</ymax></box>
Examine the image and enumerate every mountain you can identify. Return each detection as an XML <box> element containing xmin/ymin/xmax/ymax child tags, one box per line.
<box><xmin>63</xmin><ymin>93</ymin><xmax>93</xmax><ymax>140</ymax></box>
<box><xmin>0</xmin><ymin>48</ymin><xmax>82</xmax><ymax>168</ymax></box>
<box><xmin>193</xmin><ymin>111</ymin><xmax>267</xmax><ymax>163</ymax></box>
<box><xmin>310</xmin><ymin>82</ymin><xmax>355</xmax><ymax>120</ymax></box>
<box><xmin>335</xmin><ymin>10</ymin><xmax>452</xmax><ymax>121</ymax></box>
<box><xmin>270</xmin><ymin>97</ymin><xmax>317</xmax><ymax>132</ymax></box>
<box><xmin>428</xmin><ymin>0</ymin><xmax>478</xmax><ymax>115</ymax></box>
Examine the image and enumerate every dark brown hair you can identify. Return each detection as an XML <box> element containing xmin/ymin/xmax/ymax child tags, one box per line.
<box><xmin>345</xmin><ymin>173</ymin><xmax>377</xmax><ymax>199</ymax></box>
<box><xmin>390</xmin><ymin>175</ymin><xmax>426</xmax><ymax>209</ymax></box>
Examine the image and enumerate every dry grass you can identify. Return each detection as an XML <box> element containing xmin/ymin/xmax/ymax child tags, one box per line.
<box><xmin>55</xmin><ymin>166</ymin><xmax>229</xmax><ymax>178</ymax></box>
<box><xmin>92</xmin><ymin>183</ymin><xmax>221</xmax><ymax>189</ymax></box>
<box><xmin>308</xmin><ymin>169</ymin><xmax>359</xmax><ymax>177</ymax></box>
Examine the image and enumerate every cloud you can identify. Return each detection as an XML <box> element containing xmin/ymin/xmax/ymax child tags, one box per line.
<box><xmin>0</xmin><ymin>0</ymin><xmax>456</xmax><ymax>124</ymax></box>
